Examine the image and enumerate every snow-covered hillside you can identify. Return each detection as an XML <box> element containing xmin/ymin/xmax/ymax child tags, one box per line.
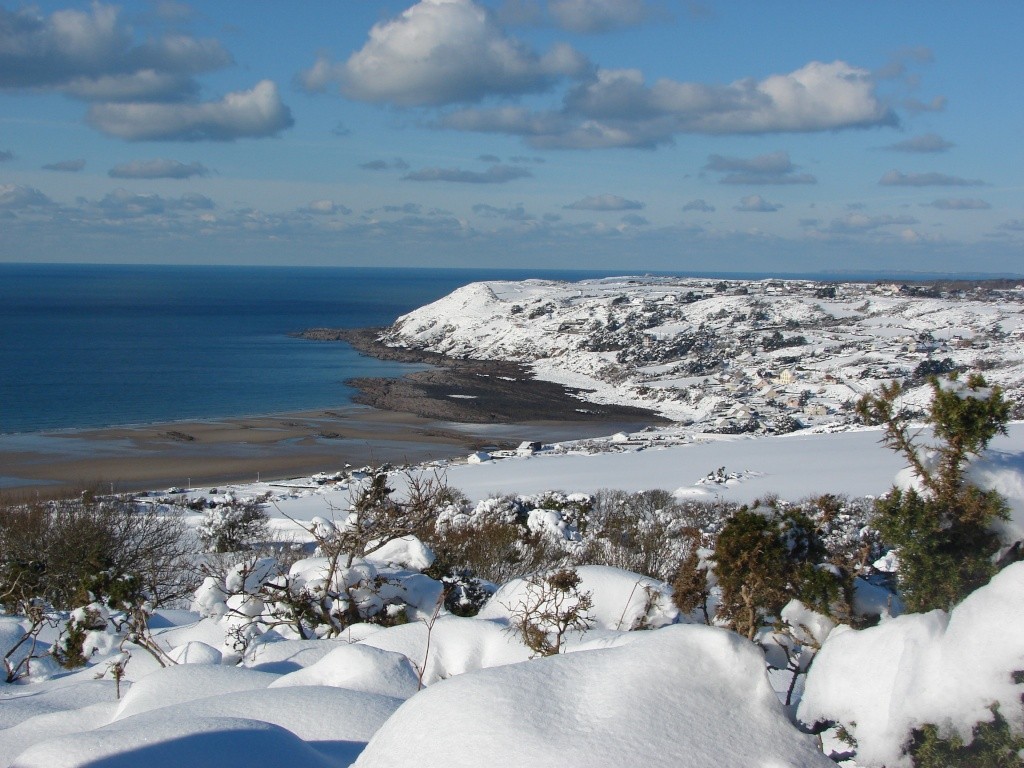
<box><xmin>382</xmin><ymin>276</ymin><xmax>1024</xmax><ymax>431</ymax></box>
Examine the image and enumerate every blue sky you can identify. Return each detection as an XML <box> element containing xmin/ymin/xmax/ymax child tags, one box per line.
<box><xmin>1</xmin><ymin>0</ymin><xmax>1021</xmax><ymax>274</ymax></box>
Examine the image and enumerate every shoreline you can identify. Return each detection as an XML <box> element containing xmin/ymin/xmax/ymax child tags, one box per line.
<box><xmin>1</xmin><ymin>329</ymin><xmax>667</xmax><ymax>495</ymax></box>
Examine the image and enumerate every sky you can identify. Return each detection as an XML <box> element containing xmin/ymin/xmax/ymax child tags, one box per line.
<box><xmin>1</xmin><ymin>0</ymin><xmax>1022</xmax><ymax>274</ymax></box>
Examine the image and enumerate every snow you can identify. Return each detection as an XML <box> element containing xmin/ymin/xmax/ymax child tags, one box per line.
<box><xmin>799</xmin><ymin>561</ymin><xmax>1024</xmax><ymax>767</ymax></box>
<box><xmin>478</xmin><ymin>565</ymin><xmax>679</xmax><ymax>632</ymax></box>
<box><xmin>354</xmin><ymin>624</ymin><xmax>835</xmax><ymax>768</ymax></box>
<box><xmin>4</xmin><ymin>276</ymin><xmax>1024</xmax><ymax>768</ymax></box>
<box><xmin>269</xmin><ymin>644</ymin><xmax>420</xmax><ymax>699</ymax></box>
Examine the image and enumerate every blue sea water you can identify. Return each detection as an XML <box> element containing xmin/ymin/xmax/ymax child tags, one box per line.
<box><xmin>0</xmin><ymin>264</ymin><xmax>633</xmax><ymax>434</ymax></box>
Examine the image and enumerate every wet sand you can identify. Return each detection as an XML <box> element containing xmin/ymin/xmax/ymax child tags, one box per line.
<box><xmin>2</xmin><ymin>329</ymin><xmax>666</xmax><ymax>495</ymax></box>
<box><xmin>0</xmin><ymin>406</ymin><xmax>659</xmax><ymax>496</ymax></box>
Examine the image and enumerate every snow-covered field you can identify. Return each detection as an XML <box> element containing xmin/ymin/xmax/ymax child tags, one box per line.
<box><xmin>3</xmin><ymin>420</ymin><xmax>1024</xmax><ymax>768</ymax></box>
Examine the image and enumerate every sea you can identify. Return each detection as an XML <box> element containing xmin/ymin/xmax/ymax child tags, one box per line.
<box><xmin>2</xmin><ymin>262</ymin><xmax>1008</xmax><ymax>436</ymax></box>
<box><xmin>0</xmin><ymin>263</ymin><xmax>642</xmax><ymax>435</ymax></box>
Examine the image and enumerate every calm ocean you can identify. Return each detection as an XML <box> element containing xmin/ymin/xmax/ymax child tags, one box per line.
<box><xmin>0</xmin><ymin>264</ymin><xmax>634</xmax><ymax>435</ymax></box>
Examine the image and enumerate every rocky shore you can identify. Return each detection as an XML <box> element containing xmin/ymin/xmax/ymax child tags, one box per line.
<box><xmin>297</xmin><ymin>327</ymin><xmax>669</xmax><ymax>425</ymax></box>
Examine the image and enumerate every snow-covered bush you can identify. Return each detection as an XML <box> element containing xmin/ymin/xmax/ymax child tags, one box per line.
<box><xmin>196</xmin><ymin>498</ymin><xmax>269</xmax><ymax>553</ymax></box>
<box><xmin>799</xmin><ymin>562</ymin><xmax>1024</xmax><ymax>767</ymax></box>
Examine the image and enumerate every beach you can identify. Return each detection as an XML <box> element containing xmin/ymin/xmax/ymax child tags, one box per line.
<box><xmin>1</xmin><ymin>337</ymin><xmax>665</xmax><ymax>495</ymax></box>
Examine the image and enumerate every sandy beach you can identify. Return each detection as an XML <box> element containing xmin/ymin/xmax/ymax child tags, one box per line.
<box><xmin>1</xmin><ymin>327</ymin><xmax>666</xmax><ymax>496</ymax></box>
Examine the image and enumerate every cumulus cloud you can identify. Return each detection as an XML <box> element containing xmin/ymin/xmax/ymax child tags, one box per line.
<box><xmin>926</xmin><ymin>198</ymin><xmax>991</xmax><ymax>210</ymax></box>
<box><xmin>0</xmin><ymin>3</ymin><xmax>230</xmax><ymax>100</ymax></box>
<box><xmin>403</xmin><ymin>164</ymin><xmax>532</xmax><ymax>183</ymax></box>
<box><xmin>704</xmin><ymin>150</ymin><xmax>816</xmax><ymax>184</ymax></box>
<box><xmin>298</xmin><ymin>0</ymin><xmax>589</xmax><ymax>106</ymax></box>
<box><xmin>108</xmin><ymin>159</ymin><xmax>208</xmax><ymax>178</ymax></box>
<box><xmin>548</xmin><ymin>0</ymin><xmax>657</xmax><ymax>33</ymax></box>
<box><xmin>382</xmin><ymin>203</ymin><xmax>423</xmax><ymax>214</ymax></box>
<box><xmin>473</xmin><ymin>203</ymin><xmax>534</xmax><ymax>221</ymax></box>
<box><xmin>87</xmin><ymin>80</ymin><xmax>294</xmax><ymax>141</ymax></box>
<box><xmin>734</xmin><ymin>195</ymin><xmax>781</xmax><ymax>212</ymax></box>
<box><xmin>825</xmin><ymin>212</ymin><xmax>919</xmax><ymax>233</ymax></box>
<box><xmin>879</xmin><ymin>170</ymin><xmax>984</xmax><ymax>187</ymax></box>
<box><xmin>43</xmin><ymin>158</ymin><xmax>86</xmax><ymax>172</ymax></box>
<box><xmin>360</xmin><ymin>158</ymin><xmax>410</xmax><ymax>171</ymax></box>
<box><xmin>444</xmin><ymin>59</ymin><xmax>895</xmax><ymax>148</ymax></box>
<box><xmin>0</xmin><ymin>184</ymin><xmax>54</xmax><ymax>208</ymax></box>
<box><xmin>883</xmin><ymin>133</ymin><xmax>953</xmax><ymax>153</ymax></box>
<box><xmin>682</xmin><ymin>199</ymin><xmax>715</xmax><ymax>213</ymax></box>
<box><xmin>565</xmin><ymin>194</ymin><xmax>643</xmax><ymax>211</ymax></box>
<box><xmin>96</xmin><ymin>188</ymin><xmax>213</xmax><ymax>217</ymax></box>
<box><xmin>302</xmin><ymin>199</ymin><xmax>351</xmax><ymax>215</ymax></box>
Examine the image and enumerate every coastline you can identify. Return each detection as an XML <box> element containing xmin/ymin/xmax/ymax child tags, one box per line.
<box><xmin>304</xmin><ymin>327</ymin><xmax>669</xmax><ymax>425</ymax></box>
<box><xmin>1</xmin><ymin>331</ymin><xmax>666</xmax><ymax>495</ymax></box>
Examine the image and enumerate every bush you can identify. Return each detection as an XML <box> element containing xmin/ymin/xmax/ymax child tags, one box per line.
<box><xmin>0</xmin><ymin>492</ymin><xmax>196</xmax><ymax>612</ymax></box>
<box><xmin>197</xmin><ymin>498</ymin><xmax>269</xmax><ymax>553</ymax></box>
<box><xmin>858</xmin><ymin>373</ymin><xmax>1011</xmax><ymax>612</ymax></box>
<box><xmin>909</xmin><ymin>705</ymin><xmax>1024</xmax><ymax>768</ymax></box>
<box><xmin>712</xmin><ymin>505</ymin><xmax>849</xmax><ymax>639</ymax></box>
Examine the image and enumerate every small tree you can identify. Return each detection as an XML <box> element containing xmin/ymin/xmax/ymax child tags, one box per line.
<box><xmin>858</xmin><ymin>373</ymin><xmax>1011</xmax><ymax>612</ymax></box>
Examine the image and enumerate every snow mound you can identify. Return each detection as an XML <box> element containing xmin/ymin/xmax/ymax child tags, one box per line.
<box><xmin>478</xmin><ymin>565</ymin><xmax>679</xmax><ymax>631</ymax></box>
<box><xmin>166</xmin><ymin>641</ymin><xmax>222</xmax><ymax>665</ymax></box>
<box><xmin>112</xmin><ymin>665</ymin><xmax>278</xmax><ymax>721</ymax></box>
<box><xmin>241</xmin><ymin>637</ymin><xmax>348</xmax><ymax>673</ymax></box>
<box><xmin>269</xmin><ymin>643</ymin><xmax>420</xmax><ymax>699</ymax></box>
<box><xmin>356</xmin><ymin>615</ymin><xmax>532</xmax><ymax>685</ymax></box>
<box><xmin>112</xmin><ymin>685</ymin><xmax>402</xmax><ymax>745</ymax></box>
<box><xmin>11</xmin><ymin>716</ymin><xmax>338</xmax><ymax>768</ymax></box>
<box><xmin>353</xmin><ymin>624</ymin><xmax>834</xmax><ymax>768</ymax></box>
<box><xmin>798</xmin><ymin>561</ymin><xmax>1024</xmax><ymax>767</ymax></box>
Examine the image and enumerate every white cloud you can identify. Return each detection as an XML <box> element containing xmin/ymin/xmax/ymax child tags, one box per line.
<box><xmin>446</xmin><ymin>60</ymin><xmax>895</xmax><ymax>148</ymax></box>
<box><xmin>302</xmin><ymin>200</ymin><xmax>352</xmax><ymax>215</ymax></box>
<box><xmin>0</xmin><ymin>184</ymin><xmax>54</xmax><ymax>208</ymax></box>
<box><xmin>403</xmin><ymin>164</ymin><xmax>533</xmax><ymax>183</ymax></box>
<box><xmin>734</xmin><ymin>195</ymin><xmax>781</xmax><ymax>212</ymax></box>
<box><xmin>883</xmin><ymin>133</ymin><xmax>954</xmax><ymax>153</ymax></box>
<box><xmin>548</xmin><ymin>0</ymin><xmax>655</xmax><ymax>33</ymax></box>
<box><xmin>109</xmin><ymin>159</ymin><xmax>209</xmax><ymax>179</ymax></box>
<box><xmin>0</xmin><ymin>3</ymin><xmax>229</xmax><ymax>100</ymax></box>
<box><xmin>302</xmin><ymin>0</ymin><xmax>588</xmax><ymax>106</ymax></box>
<box><xmin>926</xmin><ymin>199</ymin><xmax>991</xmax><ymax>211</ymax></box>
<box><xmin>879</xmin><ymin>170</ymin><xmax>984</xmax><ymax>187</ymax></box>
<box><xmin>43</xmin><ymin>158</ymin><xmax>86</xmax><ymax>172</ymax></box>
<box><xmin>87</xmin><ymin>80</ymin><xmax>294</xmax><ymax>141</ymax></box>
<box><xmin>682</xmin><ymin>199</ymin><xmax>715</xmax><ymax>213</ymax></box>
<box><xmin>704</xmin><ymin>151</ymin><xmax>816</xmax><ymax>185</ymax></box>
<box><xmin>825</xmin><ymin>212</ymin><xmax>919</xmax><ymax>233</ymax></box>
<box><xmin>565</xmin><ymin>194</ymin><xmax>643</xmax><ymax>211</ymax></box>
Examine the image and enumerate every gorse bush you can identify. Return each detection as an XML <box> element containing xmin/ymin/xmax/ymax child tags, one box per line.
<box><xmin>858</xmin><ymin>373</ymin><xmax>1011</xmax><ymax>612</ymax></box>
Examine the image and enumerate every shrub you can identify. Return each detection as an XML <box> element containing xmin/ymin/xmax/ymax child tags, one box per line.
<box><xmin>506</xmin><ymin>568</ymin><xmax>594</xmax><ymax>657</ymax></box>
<box><xmin>0</xmin><ymin>493</ymin><xmax>196</xmax><ymax>612</ymax></box>
<box><xmin>712</xmin><ymin>505</ymin><xmax>849</xmax><ymax>639</ymax></box>
<box><xmin>197</xmin><ymin>498</ymin><xmax>269</xmax><ymax>553</ymax></box>
<box><xmin>858</xmin><ymin>373</ymin><xmax>1011</xmax><ymax>612</ymax></box>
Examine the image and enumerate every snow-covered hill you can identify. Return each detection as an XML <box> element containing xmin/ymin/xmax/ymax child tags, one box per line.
<box><xmin>381</xmin><ymin>276</ymin><xmax>1024</xmax><ymax>431</ymax></box>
